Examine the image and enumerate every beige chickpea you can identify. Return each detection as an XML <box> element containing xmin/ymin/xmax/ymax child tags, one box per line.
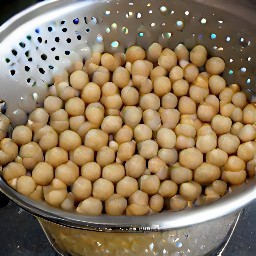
<box><xmin>219</xmin><ymin>87</ymin><xmax>233</xmax><ymax>103</ymax></box>
<box><xmin>70</xmin><ymin>70</ymin><xmax>89</xmax><ymax>90</ymax></box>
<box><xmin>122</xmin><ymin>106</ymin><xmax>142</xmax><ymax>128</ymax></box>
<box><xmin>230</xmin><ymin>107</ymin><xmax>243</xmax><ymax>122</ymax></box>
<box><xmin>12</xmin><ymin>125</ymin><xmax>32</xmax><ymax>146</ymax></box>
<box><xmin>174</xmin><ymin>44</ymin><xmax>189</xmax><ymax>61</ymax></box>
<box><xmin>50</xmin><ymin>109</ymin><xmax>69</xmax><ymax>134</ymax></box>
<box><xmin>169</xmin><ymin>66</ymin><xmax>184</xmax><ymax>82</ymax></box>
<box><xmin>176</xmin><ymin>135</ymin><xmax>195</xmax><ymax>149</ymax></box>
<box><xmin>101</xmin><ymin>53</ymin><xmax>123</xmax><ymax>72</ymax></box>
<box><xmin>121</xmin><ymin>86</ymin><xmax>139</xmax><ymax>106</ymax></box>
<box><xmin>65</xmin><ymin>97</ymin><xmax>85</xmax><ymax>116</ymax></box>
<box><xmin>208</xmin><ymin>75</ymin><xmax>226</xmax><ymax>95</ymax></box>
<box><xmin>45</xmin><ymin>147</ymin><xmax>68</xmax><ymax>168</ymax></box>
<box><xmin>157</xmin><ymin>180</ymin><xmax>178</xmax><ymax>198</ymax></box>
<box><xmin>169</xmin><ymin>195</ymin><xmax>187</xmax><ymax>211</ymax></box>
<box><xmin>189</xmin><ymin>85</ymin><xmax>209</xmax><ymax>104</ymax></box>
<box><xmin>77</xmin><ymin>196</ymin><xmax>103</xmax><ymax>216</ymax></box>
<box><xmin>59</xmin><ymin>130</ymin><xmax>81</xmax><ymax>151</ymax></box>
<box><xmin>231</xmin><ymin>122</ymin><xmax>244</xmax><ymax>136</ymax></box>
<box><xmin>126</xmin><ymin>204</ymin><xmax>150</xmax><ymax>216</ymax></box>
<box><xmin>147</xmin><ymin>156</ymin><xmax>167</xmax><ymax>174</ymax></box>
<box><xmin>183</xmin><ymin>64</ymin><xmax>199</xmax><ymax>83</ymax></box>
<box><xmin>149</xmin><ymin>194</ymin><xmax>164</xmax><ymax>212</ymax></box>
<box><xmin>143</xmin><ymin>109</ymin><xmax>161</xmax><ymax>132</ymax></box>
<box><xmin>84</xmin><ymin>129</ymin><xmax>108</xmax><ymax>151</ymax></box>
<box><xmin>101</xmin><ymin>94</ymin><xmax>123</xmax><ymax>109</ymax></box>
<box><xmin>153</xmin><ymin>76</ymin><xmax>172</xmax><ymax>97</ymax></box>
<box><xmin>116</xmin><ymin>176</ymin><xmax>138</xmax><ymax>198</ymax></box>
<box><xmin>117</xmin><ymin>141</ymin><xmax>136</xmax><ymax>162</ymax></box>
<box><xmin>205</xmin><ymin>94</ymin><xmax>220</xmax><ymax>112</ymax></box>
<box><xmin>237</xmin><ymin>142</ymin><xmax>255</xmax><ymax>162</ymax></box>
<box><xmin>29</xmin><ymin>185</ymin><xmax>44</xmax><ymax>202</ymax></box>
<box><xmin>71</xmin><ymin>177</ymin><xmax>92</xmax><ymax>202</ymax></box>
<box><xmin>170</xmin><ymin>166</ymin><xmax>193</xmax><ymax>184</ymax></box>
<box><xmin>161</xmin><ymin>109</ymin><xmax>180</xmax><ymax>129</ymax></box>
<box><xmin>92</xmin><ymin>66</ymin><xmax>110</xmax><ymax>87</ymax></box>
<box><xmin>211</xmin><ymin>115</ymin><xmax>232</xmax><ymax>135</ymax></box>
<box><xmin>147</xmin><ymin>43</ymin><xmax>162</xmax><ymax>62</ymax></box>
<box><xmin>224</xmin><ymin>156</ymin><xmax>246</xmax><ymax>172</ymax></box>
<box><xmin>138</xmin><ymin>140</ymin><xmax>159</xmax><ymax>159</ymax></box>
<box><xmin>247</xmin><ymin>158</ymin><xmax>256</xmax><ymax>178</ymax></box>
<box><xmin>140</xmin><ymin>175</ymin><xmax>160</xmax><ymax>195</ymax></box>
<box><xmin>150</xmin><ymin>66</ymin><xmax>168</xmax><ymax>81</ymax></box>
<box><xmin>56</xmin><ymin>83</ymin><xmax>78</xmax><ymax>102</ymax></box>
<box><xmin>172</xmin><ymin>79</ymin><xmax>189</xmax><ymax>97</ymax></box>
<box><xmin>69</xmin><ymin>116</ymin><xmax>85</xmax><ymax>132</ymax></box>
<box><xmin>28</xmin><ymin>108</ymin><xmax>49</xmax><ymax>132</ymax></box>
<box><xmin>224</xmin><ymin>170</ymin><xmax>247</xmax><ymax>185</ymax></box>
<box><xmin>232</xmin><ymin>91</ymin><xmax>247</xmax><ymax>109</ymax></box>
<box><xmin>102</xmin><ymin>163</ymin><xmax>125</xmax><ymax>183</ymax></box>
<box><xmin>134</xmin><ymin>124</ymin><xmax>152</xmax><ymax>143</ymax></box>
<box><xmin>101</xmin><ymin>116</ymin><xmax>123</xmax><ymax>134</ymax></box>
<box><xmin>70</xmin><ymin>145</ymin><xmax>94</xmax><ymax>166</ymax></box>
<box><xmin>161</xmin><ymin>92</ymin><xmax>178</xmax><ymax>109</ymax></box>
<box><xmin>179</xmin><ymin>181</ymin><xmax>202</xmax><ymax>201</ymax></box>
<box><xmin>44</xmin><ymin>96</ymin><xmax>63</xmax><ymax>114</ymax></box>
<box><xmin>81</xmin><ymin>162</ymin><xmax>101</xmax><ymax>182</ymax></box>
<box><xmin>3</xmin><ymin>162</ymin><xmax>26</xmax><ymax>181</ymax></box>
<box><xmin>190</xmin><ymin>45</ymin><xmax>208</xmax><ymax>67</ymax></box>
<box><xmin>83</xmin><ymin>62</ymin><xmax>99</xmax><ymax>76</ymax></box>
<box><xmin>96</xmin><ymin>146</ymin><xmax>115</xmax><ymax>167</ymax></box>
<box><xmin>128</xmin><ymin>190</ymin><xmax>149</xmax><ymax>206</ymax></box>
<box><xmin>114</xmin><ymin>125</ymin><xmax>133</xmax><ymax>144</ymax></box>
<box><xmin>193</xmin><ymin>72</ymin><xmax>209</xmax><ymax>88</ymax></box>
<box><xmin>105</xmin><ymin>109</ymin><xmax>120</xmax><ymax>116</ymax></box>
<box><xmin>32</xmin><ymin>162</ymin><xmax>54</xmax><ymax>186</ymax></box>
<box><xmin>109</xmin><ymin>140</ymin><xmax>119</xmax><ymax>152</ymax></box>
<box><xmin>238</xmin><ymin>124</ymin><xmax>256</xmax><ymax>142</ymax></box>
<box><xmin>61</xmin><ymin>192</ymin><xmax>75</xmax><ymax>211</ymax></box>
<box><xmin>132</xmin><ymin>75</ymin><xmax>148</xmax><ymax>88</ymax></box>
<box><xmin>205</xmin><ymin>57</ymin><xmax>225</xmax><ymax>75</ymax></box>
<box><xmin>92</xmin><ymin>178</ymin><xmax>114</xmax><ymax>201</ymax></box>
<box><xmin>0</xmin><ymin>114</ymin><xmax>10</xmax><ymax>141</ymax></box>
<box><xmin>211</xmin><ymin>180</ymin><xmax>228</xmax><ymax>196</ymax></box>
<box><xmin>206</xmin><ymin>149</ymin><xmax>228</xmax><ymax>167</ymax></box>
<box><xmin>55</xmin><ymin>161</ymin><xmax>79</xmax><ymax>186</ymax></box>
<box><xmin>81</xmin><ymin>82</ymin><xmax>101</xmax><ymax>104</ymax></box>
<box><xmin>126</xmin><ymin>45</ymin><xmax>146</xmax><ymax>63</ymax></box>
<box><xmin>180</xmin><ymin>114</ymin><xmax>202</xmax><ymax>131</ymax></box>
<box><xmin>175</xmin><ymin>123</ymin><xmax>196</xmax><ymax>138</ymax></box>
<box><xmin>101</xmin><ymin>82</ymin><xmax>118</xmax><ymax>97</ymax></box>
<box><xmin>196</xmin><ymin>133</ymin><xmax>217</xmax><ymax>154</ymax></box>
<box><xmin>85</xmin><ymin>103</ymin><xmax>104</xmax><ymax>127</ymax></box>
<box><xmin>124</xmin><ymin>154</ymin><xmax>146</xmax><ymax>178</ymax></box>
<box><xmin>77</xmin><ymin>122</ymin><xmax>98</xmax><ymax>140</ymax></box>
<box><xmin>16</xmin><ymin>176</ymin><xmax>36</xmax><ymax>196</ymax></box>
<box><xmin>197</xmin><ymin>103</ymin><xmax>216</xmax><ymax>122</ymax></box>
<box><xmin>132</xmin><ymin>60</ymin><xmax>153</xmax><ymax>77</ymax></box>
<box><xmin>44</xmin><ymin>188</ymin><xmax>68</xmax><ymax>207</ymax></box>
<box><xmin>140</xmin><ymin>78</ymin><xmax>153</xmax><ymax>95</ymax></box>
<box><xmin>178</xmin><ymin>96</ymin><xmax>196</xmax><ymax>115</ymax></box>
<box><xmin>156</xmin><ymin>128</ymin><xmax>176</xmax><ymax>149</ymax></box>
<box><xmin>243</xmin><ymin>104</ymin><xmax>256</xmax><ymax>124</ymax></box>
<box><xmin>140</xmin><ymin>93</ymin><xmax>160</xmax><ymax>111</ymax></box>
<box><xmin>158</xmin><ymin>148</ymin><xmax>178</xmax><ymax>165</ymax></box>
<box><xmin>218</xmin><ymin>133</ymin><xmax>240</xmax><ymax>154</ymax></box>
<box><xmin>158</xmin><ymin>48</ymin><xmax>177</xmax><ymax>71</ymax></box>
<box><xmin>220</xmin><ymin>102</ymin><xmax>235</xmax><ymax>117</ymax></box>
<box><xmin>179</xmin><ymin>147</ymin><xmax>203</xmax><ymax>169</ymax></box>
<box><xmin>112</xmin><ymin>67</ymin><xmax>130</xmax><ymax>88</ymax></box>
<box><xmin>194</xmin><ymin>163</ymin><xmax>221</xmax><ymax>185</ymax></box>
<box><xmin>105</xmin><ymin>194</ymin><xmax>127</xmax><ymax>216</ymax></box>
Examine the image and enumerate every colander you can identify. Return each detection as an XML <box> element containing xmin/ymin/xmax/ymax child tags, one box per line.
<box><xmin>0</xmin><ymin>0</ymin><xmax>255</xmax><ymax>255</ymax></box>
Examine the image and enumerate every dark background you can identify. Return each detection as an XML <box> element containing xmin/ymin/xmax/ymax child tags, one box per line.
<box><xmin>0</xmin><ymin>1</ymin><xmax>256</xmax><ymax>255</ymax></box>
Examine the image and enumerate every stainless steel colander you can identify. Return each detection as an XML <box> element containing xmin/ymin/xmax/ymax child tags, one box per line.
<box><xmin>0</xmin><ymin>0</ymin><xmax>255</xmax><ymax>255</ymax></box>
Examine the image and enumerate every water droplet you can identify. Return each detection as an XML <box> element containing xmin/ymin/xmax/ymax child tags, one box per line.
<box><xmin>176</xmin><ymin>241</ymin><xmax>183</xmax><ymax>248</ymax></box>
<box><xmin>185</xmin><ymin>11</ymin><xmax>189</xmax><ymax>15</ymax></box>
<box><xmin>104</xmin><ymin>10</ymin><xmax>110</xmax><ymax>15</ymax></box>
<box><xmin>226</xmin><ymin>36</ymin><xmax>231</xmax><ymax>42</ymax></box>
<box><xmin>201</xmin><ymin>18</ymin><xmax>207</xmax><ymax>24</ymax></box>
<box><xmin>111</xmin><ymin>41</ymin><xmax>119</xmax><ymax>48</ymax></box>
<box><xmin>240</xmin><ymin>67</ymin><xmax>246</xmax><ymax>72</ymax></box>
<box><xmin>246</xmin><ymin>78</ymin><xmax>251</xmax><ymax>84</ymax></box>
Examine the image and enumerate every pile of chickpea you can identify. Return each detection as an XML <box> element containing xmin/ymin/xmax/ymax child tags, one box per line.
<box><xmin>0</xmin><ymin>43</ymin><xmax>255</xmax><ymax>216</ymax></box>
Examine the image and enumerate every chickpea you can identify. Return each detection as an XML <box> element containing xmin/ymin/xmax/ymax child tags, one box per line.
<box><xmin>70</xmin><ymin>145</ymin><xmax>94</xmax><ymax>166</ymax></box>
<box><xmin>169</xmin><ymin>66</ymin><xmax>184</xmax><ymax>82</ymax></box>
<box><xmin>224</xmin><ymin>170</ymin><xmax>247</xmax><ymax>185</ymax></box>
<box><xmin>65</xmin><ymin>97</ymin><xmax>85</xmax><ymax>117</ymax></box>
<box><xmin>140</xmin><ymin>93</ymin><xmax>160</xmax><ymax>111</ymax></box>
<box><xmin>243</xmin><ymin>104</ymin><xmax>256</xmax><ymax>124</ymax></box>
<box><xmin>44</xmin><ymin>188</ymin><xmax>68</xmax><ymax>207</ymax></box>
<box><xmin>178</xmin><ymin>96</ymin><xmax>196</xmax><ymax>115</ymax></box>
<box><xmin>101</xmin><ymin>53</ymin><xmax>122</xmax><ymax>72</ymax></box>
<box><xmin>92</xmin><ymin>178</ymin><xmax>114</xmax><ymax>201</ymax></box>
<box><xmin>196</xmin><ymin>134</ymin><xmax>217</xmax><ymax>154</ymax></box>
<box><xmin>208</xmin><ymin>75</ymin><xmax>226</xmax><ymax>95</ymax></box>
<box><xmin>81</xmin><ymin>162</ymin><xmax>101</xmax><ymax>182</ymax></box>
<box><xmin>132</xmin><ymin>75</ymin><xmax>148</xmax><ymax>88</ymax></box>
<box><xmin>109</xmin><ymin>140</ymin><xmax>119</xmax><ymax>152</ymax></box>
<box><xmin>193</xmin><ymin>72</ymin><xmax>209</xmax><ymax>88</ymax></box>
<box><xmin>149</xmin><ymin>194</ymin><xmax>164</xmax><ymax>212</ymax></box>
<box><xmin>156</xmin><ymin>128</ymin><xmax>176</xmax><ymax>149</ymax></box>
<box><xmin>220</xmin><ymin>102</ymin><xmax>235</xmax><ymax>117</ymax></box>
<box><xmin>102</xmin><ymin>163</ymin><xmax>125</xmax><ymax>183</ymax></box>
<box><xmin>29</xmin><ymin>185</ymin><xmax>44</xmax><ymax>202</ymax></box>
<box><xmin>134</xmin><ymin>124</ymin><xmax>152</xmax><ymax>143</ymax></box>
<box><xmin>95</xmin><ymin>146</ymin><xmax>115</xmax><ymax>167</ymax></box>
<box><xmin>126</xmin><ymin>204</ymin><xmax>150</xmax><ymax>216</ymax></box>
<box><xmin>162</xmin><ymin>92</ymin><xmax>178</xmax><ymax>109</ymax></box>
<box><xmin>116</xmin><ymin>176</ymin><xmax>138</xmax><ymax>198</ymax></box>
<box><xmin>12</xmin><ymin>125</ymin><xmax>32</xmax><ymax>146</ymax></box>
<box><xmin>205</xmin><ymin>57</ymin><xmax>225</xmax><ymax>75</ymax></box>
<box><xmin>71</xmin><ymin>177</ymin><xmax>92</xmax><ymax>202</ymax></box>
<box><xmin>28</xmin><ymin>108</ymin><xmax>49</xmax><ymax>131</ymax></box>
<box><xmin>211</xmin><ymin>115</ymin><xmax>232</xmax><ymax>135</ymax></box>
<box><xmin>56</xmin><ymin>83</ymin><xmax>78</xmax><ymax>102</ymax></box>
<box><xmin>128</xmin><ymin>190</ymin><xmax>149</xmax><ymax>206</ymax></box>
<box><xmin>231</xmin><ymin>91</ymin><xmax>247</xmax><ymax>109</ymax></box>
<box><xmin>92</xmin><ymin>66</ymin><xmax>110</xmax><ymax>87</ymax></box>
<box><xmin>147</xmin><ymin>156</ymin><xmax>166</xmax><ymax>173</ymax></box>
<box><xmin>84</xmin><ymin>129</ymin><xmax>108</xmax><ymax>151</ymax></box>
<box><xmin>16</xmin><ymin>176</ymin><xmax>36</xmax><ymax>196</ymax></box>
<box><xmin>3</xmin><ymin>162</ymin><xmax>26</xmax><ymax>181</ymax></box>
<box><xmin>81</xmin><ymin>82</ymin><xmax>101</xmax><ymax>104</ymax></box>
<box><xmin>50</xmin><ymin>109</ymin><xmax>69</xmax><ymax>134</ymax></box>
<box><xmin>61</xmin><ymin>192</ymin><xmax>75</xmax><ymax>211</ymax></box>
<box><xmin>132</xmin><ymin>60</ymin><xmax>153</xmax><ymax>77</ymax></box>
<box><xmin>247</xmin><ymin>158</ymin><xmax>256</xmax><ymax>178</ymax></box>
<box><xmin>117</xmin><ymin>141</ymin><xmax>136</xmax><ymax>163</ymax></box>
<box><xmin>45</xmin><ymin>147</ymin><xmax>68</xmax><ymax>168</ymax></box>
<box><xmin>175</xmin><ymin>124</ymin><xmax>196</xmax><ymax>138</ymax></box>
<box><xmin>158</xmin><ymin>148</ymin><xmax>178</xmax><ymax>165</ymax></box>
<box><xmin>170</xmin><ymin>166</ymin><xmax>193</xmax><ymax>184</ymax></box>
<box><xmin>194</xmin><ymin>163</ymin><xmax>221</xmax><ymax>185</ymax></box>
<box><xmin>237</xmin><ymin>142</ymin><xmax>255</xmax><ymax>162</ymax></box>
<box><xmin>85</xmin><ymin>103</ymin><xmax>104</xmax><ymax>127</ymax></box>
<box><xmin>190</xmin><ymin>45</ymin><xmax>208</xmax><ymax>67</ymax></box>
<box><xmin>176</xmin><ymin>135</ymin><xmax>195</xmax><ymax>149</ymax></box>
<box><xmin>140</xmin><ymin>175</ymin><xmax>160</xmax><ymax>195</ymax></box>
<box><xmin>70</xmin><ymin>70</ymin><xmax>89</xmax><ymax>90</ymax></box>
<box><xmin>101</xmin><ymin>94</ymin><xmax>123</xmax><ymax>109</ymax></box>
<box><xmin>147</xmin><ymin>43</ymin><xmax>162</xmax><ymax>62</ymax></box>
<box><xmin>121</xmin><ymin>86</ymin><xmax>139</xmax><ymax>106</ymax></box>
<box><xmin>43</xmin><ymin>96</ymin><xmax>62</xmax><ymax>115</ymax></box>
<box><xmin>238</xmin><ymin>124</ymin><xmax>256</xmax><ymax>142</ymax></box>
<box><xmin>69</xmin><ymin>116</ymin><xmax>85</xmax><ymax>132</ymax></box>
<box><xmin>180</xmin><ymin>114</ymin><xmax>202</xmax><ymax>131</ymax></box>
<box><xmin>77</xmin><ymin>121</ymin><xmax>98</xmax><ymax>140</ymax></box>
<box><xmin>179</xmin><ymin>147</ymin><xmax>203</xmax><ymax>169</ymax></box>
<box><xmin>150</xmin><ymin>66</ymin><xmax>168</xmax><ymax>81</ymax></box>
<box><xmin>32</xmin><ymin>162</ymin><xmax>54</xmax><ymax>186</ymax></box>
<box><xmin>126</xmin><ymin>45</ymin><xmax>146</xmax><ymax>63</ymax></box>
<box><xmin>184</xmin><ymin>64</ymin><xmax>199</xmax><ymax>83</ymax></box>
<box><xmin>206</xmin><ymin>149</ymin><xmax>228</xmax><ymax>167</ymax></box>
<box><xmin>158</xmin><ymin>48</ymin><xmax>177</xmax><ymax>71</ymax></box>
<box><xmin>189</xmin><ymin>85</ymin><xmax>209</xmax><ymax>104</ymax></box>
<box><xmin>140</xmin><ymin>78</ymin><xmax>153</xmax><ymax>94</ymax></box>
<box><xmin>122</xmin><ymin>106</ymin><xmax>142</xmax><ymax>128</ymax></box>
<box><xmin>59</xmin><ymin>130</ymin><xmax>81</xmax><ymax>151</ymax></box>
<box><xmin>218</xmin><ymin>133</ymin><xmax>240</xmax><ymax>154</ymax></box>
<box><xmin>172</xmin><ymin>79</ymin><xmax>189</xmax><ymax>97</ymax></box>
<box><xmin>197</xmin><ymin>103</ymin><xmax>216</xmax><ymax>122</ymax></box>
<box><xmin>101</xmin><ymin>116</ymin><xmax>122</xmax><ymax>134</ymax></box>
<box><xmin>161</xmin><ymin>109</ymin><xmax>180</xmax><ymax>129</ymax></box>
<box><xmin>169</xmin><ymin>195</ymin><xmax>187</xmax><ymax>211</ymax></box>
<box><xmin>0</xmin><ymin>114</ymin><xmax>10</xmax><ymax>141</ymax></box>
<box><xmin>112</xmin><ymin>67</ymin><xmax>130</xmax><ymax>88</ymax></box>
<box><xmin>179</xmin><ymin>181</ymin><xmax>202</xmax><ymax>201</ymax></box>
<box><xmin>105</xmin><ymin>194</ymin><xmax>127</xmax><ymax>216</ymax></box>
<box><xmin>77</xmin><ymin>197</ymin><xmax>103</xmax><ymax>216</ymax></box>
<box><xmin>138</xmin><ymin>140</ymin><xmax>159</xmax><ymax>159</ymax></box>
<box><xmin>158</xmin><ymin>180</ymin><xmax>178</xmax><ymax>198</ymax></box>
<box><xmin>230</xmin><ymin>107</ymin><xmax>243</xmax><ymax>122</ymax></box>
<box><xmin>231</xmin><ymin>122</ymin><xmax>244</xmax><ymax>136</ymax></box>
<box><xmin>101</xmin><ymin>82</ymin><xmax>118</xmax><ymax>97</ymax></box>
<box><xmin>143</xmin><ymin>109</ymin><xmax>161</xmax><ymax>132</ymax></box>
<box><xmin>219</xmin><ymin>87</ymin><xmax>233</xmax><ymax>103</ymax></box>
<box><xmin>211</xmin><ymin>180</ymin><xmax>228</xmax><ymax>196</ymax></box>
<box><xmin>123</xmin><ymin>154</ymin><xmax>146</xmax><ymax>179</ymax></box>
<box><xmin>153</xmin><ymin>76</ymin><xmax>172</xmax><ymax>97</ymax></box>
<box><xmin>114</xmin><ymin>125</ymin><xmax>133</xmax><ymax>144</ymax></box>
<box><xmin>224</xmin><ymin>156</ymin><xmax>246</xmax><ymax>172</ymax></box>
<box><xmin>55</xmin><ymin>161</ymin><xmax>79</xmax><ymax>186</ymax></box>
<box><xmin>174</xmin><ymin>44</ymin><xmax>189</xmax><ymax>61</ymax></box>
